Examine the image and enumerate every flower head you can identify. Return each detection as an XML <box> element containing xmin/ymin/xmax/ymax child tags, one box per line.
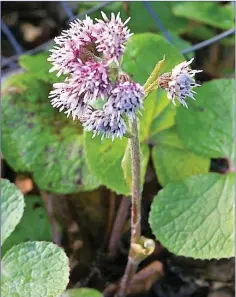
<box><xmin>49</xmin><ymin>82</ymin><xmax>91</xmax><ymax>120</ymax></box>
<box><xmin>82</xmin><ymin>109</ymin><xmax>127</xmax><ymax>141</ymax></box>
<box><xmin>48</xmin><ymin>12</ymin><xmax>139</xmax><ymax>141</ymax></box>
<box><xmin>48</xmin><ymin>16</ymin><xmax>101</xmax><ymax>76</ymax></box>
<box><xmin>95</xmin><ymin>12</ymin><xmax>133</xmax><ymax>64</ymax></box>
<box><xmin>48</xmin><ymin>40</ymin><xmax>81</xmax><ymax>76</ymax></box>
<box><xmin>104</xmin><ymin>80</ymin><xmax>144</xmax><ymax>121</ymax></box>
<box><xmin>158</xmin><ymin>58</ymin><xmax>202</xmax><ymax>107</ymax></box>
<box><xmin>70</xmin><ymin>61</ymin><xmax>111</xmax><ymax>102</ymax></box>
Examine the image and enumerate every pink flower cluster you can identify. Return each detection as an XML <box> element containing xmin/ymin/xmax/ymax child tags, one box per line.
<box><xmin>158</xmin><ymin>58</ymin><xmax>202</xmax><ymax>107</ymax></box>
<box><xmin>48</xmin><ymin>12</ymin><xmax>144</xmax><ymax>140</ymax></box>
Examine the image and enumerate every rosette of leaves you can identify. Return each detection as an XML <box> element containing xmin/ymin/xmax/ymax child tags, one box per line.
<box><xmin>85</xmin><ymin>33</ymin><xmax>210</xmax><ymax>195</ymax></box>
<box><xmin>149</xmin><ymin>78</ymin><xmax>234</xmax><ymax>259</ymax></box>
<box><xmin>1</xmin><ymin>179</ymin><xmax>70</xmax><ymax>297</ymax></box>
<box><xmin>2</xmin><ymin>53</ymin><xmax>100</xmax><ymax>194</ymax></box>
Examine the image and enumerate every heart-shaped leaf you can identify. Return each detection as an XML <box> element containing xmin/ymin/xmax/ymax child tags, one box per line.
<box><xmin>149</xmin><ymin>172</ymin><xmax>234</xmax><ymax>259</ymax></box>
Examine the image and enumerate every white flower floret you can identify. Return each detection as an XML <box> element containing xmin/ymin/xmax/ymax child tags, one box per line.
<box><xmin>82</xmin><ymin>109</ymin><xmax>127</xmax><ymax>141</ymax></box>
<box><xmin>104</xmin><ymin>80</ymin><xmax>145</xmax><ymax>121</ymax></box>
<box><xmin>159</xmin><ymin>58</ymin><xmax>202</xmax><ymax>107</ymax></box>
<box><xmin>49</xmin><ymin>82</ymin><xmax>91</xmax><ymax>120</ymax></box>
<box><xmin>95</xmin><ymin>11</ymin><xmax>133</xmax><ymax>65</ymax></box>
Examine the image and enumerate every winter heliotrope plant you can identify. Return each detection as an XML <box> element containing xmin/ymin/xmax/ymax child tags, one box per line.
<box><xmin>48</xmin><ymin>11</ymin><xmax>202</xmax><ymax>297</ymax></box>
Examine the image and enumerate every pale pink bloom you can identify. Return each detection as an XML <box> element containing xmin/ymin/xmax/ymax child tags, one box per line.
<box><xmin>70</xmin><ymin>61</ymin><xmax>111</xmax><ymax>102</ymax></box>
<box><xmin>49</xmin><ymin>82</ymin><xmax>91</xmax><ymax>120</ymax></box>
<box><xmin>48</xmin><ymin>12</ymin><xmax>137</xmax><ymax>140</ymax></box>
<box><xmin>95</xmin><ymin>11</ymin><xmax>133</xmax><ymax>65</ymax></box>
<box><xmin>159</xmin><ymin>58</ymin><xmax>202</xmax><ymax>107</ymax></box>
<box><xmin>48</xmin><ymin>39</ymin><xmax>82</xmax><ymax>76</ymax></box>
<box><xmin>104</xmin><ymin>80</ymin><xmax>144</xmax><ymax>121</ymax></box>
<box><xmin>48</xmin><ymin>16</ymin><xmax>99</xmax><ymax>76</ymax></box>
<box><xmin>82</xmin><ymin>109</ymin><xmax>127</xmax><ymax>141</ymax></box>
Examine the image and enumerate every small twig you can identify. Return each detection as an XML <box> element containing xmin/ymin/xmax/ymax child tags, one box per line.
<box><xmin>40</xmin><ymin>190</ymin><xmax>61</xmax><ymax>246</ymax></box>
<box><xmin>108</xmin><ymin>196</ymin><xmax>131</xmax><ymax>258</ymax></box>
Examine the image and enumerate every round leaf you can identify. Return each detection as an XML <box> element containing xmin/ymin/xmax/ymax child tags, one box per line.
<box><xmin>149</xmin><ymin>173</ymin><xmax>234</xmax><ymax>259</ymax></box>
<box><xmin>2</xmin><ymin>196</ymin><xmax>53</xmax><ymax>256</ymax></box>
<box><xmin>151</xmin><ymin>127</ymin><xmax>210</xmax><ymax>186</ymax></box>
<box><xmin>61</xmin><ymin>288</ymin><xmax>102</xmax><ymax>297</ymax></box>
<box><xmin>1</xmin><ymin>179</ymin><xmax>25</xmax><ymax>246</ymax></box>
<box><xmin>2</xmin><ymin>76</ymin><xmax>100</xmax><ymax>194</ymax></box>
<box><xmin>1</xmin><ymin>241</ymin><xmax>70</xmax><ymax>297</ymax></box>
<box><xmin>176</xmin><ymin>79</ymin><xmax>234</xmax><ymax>162</ymax></box>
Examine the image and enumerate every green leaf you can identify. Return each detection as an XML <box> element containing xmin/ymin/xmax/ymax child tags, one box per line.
<box><xmin>2</xmin><ymin>76</ymin><xmax>100</xmax><ymax>194</ymax></box>
<box><xmin>122</xmin><ymin>33</ymin><xmax>184</xmax><ymax>85</ymax></box>
<box><xmin>84</xmin><ymin>133</ymin><xmax>149</xmax><ymax>195</ymax></box>
<box><xmin>61</xmin><ymin>288</ymin><xmax>102</xmax><ymax>297</ymax></box>
<box><xmin>84</xmin><ymin>135</ymin><xmax>128</xmax><ymax>194</ymax></box>
<box><xmin>141</xmin><ymin>87</ymin><xmax>210</xmax><ymax>185</ymax></box>
<box><xmin>84</xmin><ymin>33</ymin><xmax>186</xmax><ymax>194</ymax></box>
<box><xmin>2</xmin><ymin>196</ymin><xmax>53</xmax><ymax>256</ymax></box>
<box><xmin>151</xmin><ymin>127</ymin><xmax>210</xmax><ymax>186</ymax></box>
<box><xmin>1</xmin><ymin>241</ymin><xmax>70</xmax><ymax>297</ymax></box>
<box><xmin>2</xmin><ymin>72</ymin><xmax>48</xmax><ymax>95</ymax></box>
<box><xmin>1</xmin><ymin>179</ymin><xmax>25</xmax><ymax>246</ymax></box>
<box><xmin>123</xmin><ymin>2</ymin><xmax>188</xmax><ymax>35</ymax></box>
<box><xmin>149</xmin><ymin>173</ymin><xmax>234</xmax><ymax>259</ymax></box>
<box><xmin>176</xmin><ymin>79</ymin><xmax>234</xmax><ymax>162</ymax></box>
<box><xmin>173</xmin><ymin>2</ymin><xmax>234</xmax><ymax>30</ymax></box>
<box><xmin>32</xmin><ymin>135</ymin><xmax>100</xmax><ymax>193</ymax></box>
<box><xmin>19</xmin><ymin>52</ymin><xmax>63</xmax><ymax>83</ymax></box>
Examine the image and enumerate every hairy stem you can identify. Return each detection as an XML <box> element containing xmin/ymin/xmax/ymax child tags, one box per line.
<box><xmin>116</xmin><ymin>117</ymin><xmax>142</xmax><ymax>297</ymax></box>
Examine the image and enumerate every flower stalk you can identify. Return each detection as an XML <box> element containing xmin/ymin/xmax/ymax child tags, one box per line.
<box><xmin>116</xmin><ymin>117</ymin><xmax>141</xmax><ymax>297</ymax></box>
<box><xmin>116</xmin><ymin>118</ymin><xmax>155</xmax><ymax>297</ymax></box>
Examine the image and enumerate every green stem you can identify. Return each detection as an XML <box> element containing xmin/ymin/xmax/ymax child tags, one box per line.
<box><xmin>116</xmin><ymin>117</ymin><xmax>142</xmax><ymax>297</ymax></box>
